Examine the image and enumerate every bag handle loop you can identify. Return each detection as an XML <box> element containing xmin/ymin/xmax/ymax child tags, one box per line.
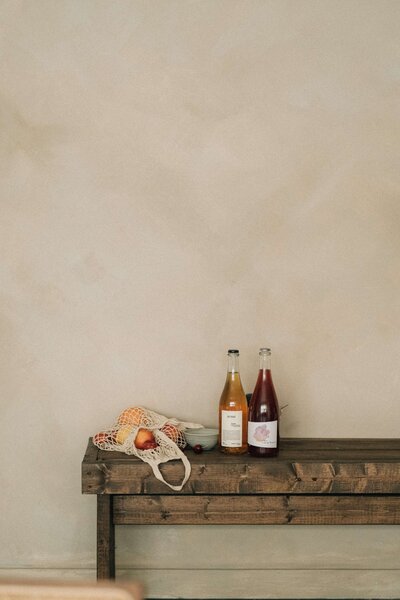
<box><xmin>149</xmin><ymin>448</ymin><xmax>192</xmax><ymax>491</ymax></box>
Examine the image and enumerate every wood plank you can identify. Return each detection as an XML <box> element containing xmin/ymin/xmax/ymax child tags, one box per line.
<box><xmin>95</xmin><ymin>438</ymin><xmax>400</xmax><ymax>461</ymax></box>
<box><xmin>82</xmin><ymin>439</ymin><xmax>99</xmax><ymax>461</ymax></box>
<box><xmin>82</xmin><ymin>438</ymin><xmax>400</xmax><ymax>495</ymax></box>
<box><xmin>280</xmin><ymin>437</ymin><xmax>400</xmax><ymax>450</ymax></box>
<box><xmin>113</xmin><ymin>494</ymin><xmax>400</xmax><ymax>525</ymax></box>
<box><xmin>97</xmin><ymin>495</ymin><xmax>115</xmax><ymax>579</ymax></box>
<box><xmin>83</xmin><ymin>458</ymin><xmax>400</xmax><ymax>495</ymax></box>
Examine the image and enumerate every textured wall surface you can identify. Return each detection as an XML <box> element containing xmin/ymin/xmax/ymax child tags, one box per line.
<box><xmin>1</xmin><ymin>0</ymin><xmax>400</xmax><ymax>597</ymax></box>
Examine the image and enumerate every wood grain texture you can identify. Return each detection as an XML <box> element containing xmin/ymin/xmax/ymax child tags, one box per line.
<box><xmin>83</xmin><ymin>438</ymin><xmax>400</xmax><ymax>581</ymax></box>
<box><xmin>113</xmin><ymin>494</ymin><xmax>400</xmax><ymax>525</ymax></box>
<box><xmin>83</xmin><ymin>440</ymin><xmax>99</xmax><ymax>462</ymax></box>
<box><xmin>97</xmin><ymin>495</ymin><xmax>115</xmax><ymax>580</ymax></box>
<box><xmin>82</xmin><ymin>438</ymin><xmax>400</xmax><ymax>495</ymax></box>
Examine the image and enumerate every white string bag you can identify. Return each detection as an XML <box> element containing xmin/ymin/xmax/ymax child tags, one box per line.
<box><xmin>92</xmin><ymin>406</ymin><xmax>203</xmax><ymax>491</ymax></box>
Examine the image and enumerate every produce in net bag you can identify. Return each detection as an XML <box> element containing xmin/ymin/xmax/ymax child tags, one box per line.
<box><xmin>93</xmin><ymin>406</ymin><xmax>203</xmax><ymax>491</ymax></box>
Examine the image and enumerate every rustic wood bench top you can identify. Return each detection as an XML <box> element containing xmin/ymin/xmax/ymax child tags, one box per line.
<box><xmin>81</xmin><ymin>437</ymin><xmax>400</xmax><ymax>579</ymax></box>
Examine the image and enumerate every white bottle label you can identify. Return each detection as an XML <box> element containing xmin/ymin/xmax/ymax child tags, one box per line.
<box><xmin>221</xmin><ymin>410</ymin><xmax>242</xmax><ymax>447</ymax></box>
<box><xmin>248</xmin><ymin>420</ymin><xmax>278</xmax><ymax>448</ymax></box>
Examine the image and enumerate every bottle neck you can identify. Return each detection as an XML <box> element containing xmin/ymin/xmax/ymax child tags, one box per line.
<box><xmin>227</xmin><ymin>353</ymin><xmax>240</xmax><ymax>375</ymax></box>
<box><xmin>259</xmin><ymin>352</ymin><xmax>271</xmax><ymax>371</ymax></box>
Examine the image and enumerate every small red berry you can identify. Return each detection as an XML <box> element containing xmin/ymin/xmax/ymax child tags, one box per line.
<box><xmin>193</xmin><ymin>444</ymin><xmax>203</xmax><ymax>454</ymax></box>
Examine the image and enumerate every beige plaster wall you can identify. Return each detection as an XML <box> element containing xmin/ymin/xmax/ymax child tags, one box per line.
<box><xmin>0</xmin><ymin>0</ymin><xmax>399</xmax><ymax>597</ymax></box>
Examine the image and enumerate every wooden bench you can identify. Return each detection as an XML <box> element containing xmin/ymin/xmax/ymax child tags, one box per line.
<box><xmin>81</xmin><ymin>438</ymin><xmax>400</xmax><ymax>580</ymax></box>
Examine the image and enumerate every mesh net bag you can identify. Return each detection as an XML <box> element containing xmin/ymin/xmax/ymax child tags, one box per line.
<box><xmin>92</xmin><ymin>406</ymin><xmax>203</xmax><ymax>491</ymax></box>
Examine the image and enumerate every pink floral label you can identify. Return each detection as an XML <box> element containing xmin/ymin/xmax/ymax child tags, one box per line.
<box><xmin>248</xmin><ymin>420</ymin><xmax>277</xmax><ymax>448</ymax></box>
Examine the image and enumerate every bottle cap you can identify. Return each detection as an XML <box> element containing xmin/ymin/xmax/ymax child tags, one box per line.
<box><xmin>228</xmin><ymin>349</ymin><xmax>239</xmax><ymax>354</ymax></box>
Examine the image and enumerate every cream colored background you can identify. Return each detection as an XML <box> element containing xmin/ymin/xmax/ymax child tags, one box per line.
<box><xmin>1</xmin><ymin>0</ymin><xmax>400</xmax><ymax>598</ymax></box>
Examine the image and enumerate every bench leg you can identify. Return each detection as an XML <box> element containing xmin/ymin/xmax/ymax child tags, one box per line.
<box><xmin>97</xmin><ymin>495</ymin><xmax>115</xmax><ymax>579</ymax></box>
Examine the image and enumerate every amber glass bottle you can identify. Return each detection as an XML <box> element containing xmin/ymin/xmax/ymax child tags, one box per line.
<box><xmin>219</xmin><ymin>349</ymin><xmax>248</xmax><ymax>454</ymax></box>
<box><xmin>248</xmin><ymin>348</ymin><xmax>280</xmax><ymax>457</ymax></box>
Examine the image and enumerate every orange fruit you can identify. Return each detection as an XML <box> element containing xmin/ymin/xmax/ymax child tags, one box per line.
<box><xmin>93</xmin><ymin>432</ymin><xmax>109</xmax><ymax>445</ymax></box>
<box><xmin>117</xmin><ymin>407</ymin><xmax>146</xmax><ymax>427</ymax></box>
<box><xmin>134</xmin><ymin>428</ymin><xmax>156</xmax><ymax>450</ymax></box>
<box><xmin>160</xmin><ymin>423</ymin><xmax>180</xmax><ymax>443</ymax></box>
